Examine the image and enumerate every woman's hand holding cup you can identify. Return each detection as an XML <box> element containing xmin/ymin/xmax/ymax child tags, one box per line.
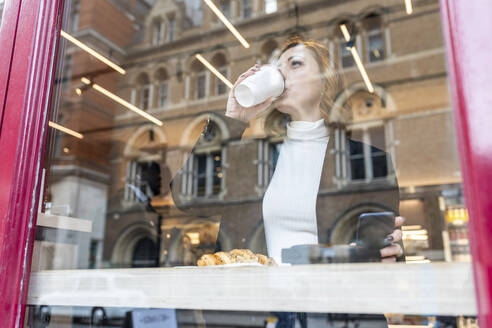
<box><xmin>226</xmin><ymin>64</ymin><xmax>278</xmax><ymax>123</ymax></box>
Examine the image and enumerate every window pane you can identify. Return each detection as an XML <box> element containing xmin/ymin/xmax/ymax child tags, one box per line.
<box><xmin>372</xmin><ymin>153</ymin><xmax>388</xmax><ymax>178</ymax></box>
<box><xmin>216</xmin><ymin>69</ymin><xmax>227</xmax><ymax>95</ymax></box>
<box><xmin>0</xmin><ymin>0</ymin><xmax>4</xmax><ymax>28</ymax></box>
<box><xmin>158</xmin><ymin>82</ymin><xmax>168</xmax><ymax>106</ymax></box>
<box><xmin>196</xmin><ymin>74</ymin><xmax>206</xmax><ymax>99</ymax></box>
<box><xmin>196</xmin><ymin>154</ymin><xmax>207</xmax><ymax>197</ymax></box>
<box><xmin>340</xmin><ymin>42</ymin><xmax>355</xmax><ymax>68</ymax></box>
<box><xmin>168</xmin><ymin>17</ymin><xmax>175</xmax><ymax>41</ymax></box>
<box><xmin>184</xmin><ymin>0</ymin><xmax>203</xmax><ymax>27</ymax></box>
<box><xmin>31</xmin><ymin>0</ymin><xmax>475</xmax><ymax>325</ymax></box>
<box><xmin>220</xmin><ymin>0</ymin><xmax>231</xmax><ymax>19</ymax></box>
<box><xmin>369</xmin><ymin>126</ymin><xmax>386</xmax><ymax>151</ymax></box>
<box><xmin>348</xmin><ymin>138</ymin><xmax>364</xmax><ymax>156</ymax></box>
<box><xmin>350</xmin><ymin>158</ymin><xmax>365</xmax><ymax>180</ymax></box>
<box><xmin>70</xmin><ymin>1</ymin><xmax>80</xmax><ymax>33</ymax></box>
<box><xmin>368</xmin><ymin>32</ymin><xmax>384</xmax><ymax>62</ymax></box>
<box><xmin>265</xmin><ymin>0</ymin><xmax>277</xmax><ymax>14</ymax></box>
<box><xmin>242</xmin><ymin>0</ymin><xmax>252</xmax><ymax>18</ymax></box>
<box><xmin>140</xmin><ymin>88</ymin><xmax>150</xmax><ymax>110</ymax></box>
<box><xmin>153</xmin><ymin>21</ymin><xmax>162</xmax><ymax>46</ymax></box>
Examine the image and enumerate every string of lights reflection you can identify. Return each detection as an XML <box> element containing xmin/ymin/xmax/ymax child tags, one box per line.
<box><xmin>339</xmin><ymin>24</ymin><xmax>375</xmax><ymax>93</ymax></box>
<box><xmin>60</xmin><ymin>30</ymin><xmax>126</xmax><ymax>75</ymax></box>
<box><xmin>195</xmin><ymin>54</ymin><xmax>234</xmax><ymax>89</ymax></box>
<box><xmin>203</xmin><ymin>0</ymin><xmax>250</xmax><ymax>49</ymax></box>
<box><xmin>48</xmin><ymin>121</ymin><xmax>83</xmax><ymax>139</ymax></box>
<box><xmin>405</xmin><ymin>0</ymin><xmax>413</xmax><ymax>15</ymax></box>
<box><xmin>79</xmin><ymin>77</ymin><xmax>163</xmax><ymax>126</ymax></box>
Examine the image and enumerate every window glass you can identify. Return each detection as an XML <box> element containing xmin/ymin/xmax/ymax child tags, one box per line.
<box><xmin>168</xmin><ymin>16</ymin><xmax>176</xmax><ymax>41</ymax></box>
<box><xmin>140</xmin><ymin>85</ymin><xmax>151</xmax><ymax>109</ymax></box>
<box><xmin>220</xmin><ymin>0</ymin><xmax>231</xmax><ymax>20</ymax></box>
<box><xmin>195</xmin><ymin>72</ymin><xmax>206</xmax><ymax>99</ymax></box>
<box><xmin>242</xmin><ymin>0</ymin><xmax>252</xmax><ymax>18</ymax></box>
<box><xmin>340</xmin><ymin>40</ymin><xmax>355</xmax><ymax>68</ymax></box>
<box><xmin>70</xmin><ymin>1</ymin><xmax>80</xmax><ymax>33</ymax></box>
<box><xmin>184</xmin><ymin>0</ymin><xmax>203</xmax><ymax>27</ymax></box>
<box><xmin>0</xmin><ymin>0</ymin><xmax>7</xmax><ymax>30</ymax></box>
<box><xmin>216</xmin><ymin>67</ymin><xmax>228</xmax><ymax>95</ymax></box>
<box><xmin>152</xmin><ymin>20</ymin><xmax>163</xmax><ymax>46</ymax></box>
<box><xmin>368</xmin><ymin>32</ymin><xmax>384</xmax><ymax>62</ymax></box>
<box><xmin>29</xmin><ymin>0</ymin><xmax>476</xmax><ymax>326</ymax></box>
<box><xmin>264</xmin><ymin>0</ymin><xmax>277</xmax><ymax>14</ymax></box>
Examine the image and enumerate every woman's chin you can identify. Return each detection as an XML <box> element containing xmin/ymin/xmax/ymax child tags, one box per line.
<box><xmin>275</xmin><ymin>99</ymin><xmax>294</xmax><ymax>114</ymax></box>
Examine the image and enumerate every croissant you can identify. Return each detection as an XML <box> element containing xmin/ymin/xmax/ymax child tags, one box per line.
<box><xmin>255</xmin><ymin>254</ymin><xmax>269</xmax><ymax>265</ymax></box>
<box><xmin>197</xmin><ymin>254</ymin><xmax>217</xmax><ymax>266</ymax></box>
<box><xmin>214</xmin><ymin>252</ymin><xmax>233</xmax><ymax>265</ymax></box>
<box><xmin>230</xmin><ymin>249</ymin><xmax>256</xmax><ymax>262</ymax></box>
<box><xmin>196</xmin><ymin>250</ymin><xmax>276</xmax><ymax>266</ymax></box>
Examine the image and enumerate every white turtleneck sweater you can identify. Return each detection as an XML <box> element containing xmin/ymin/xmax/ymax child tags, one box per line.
<box><xmin>262</xmin><ymin>119</ymin><xmax>330</xmax><ymax>263</ymax></box>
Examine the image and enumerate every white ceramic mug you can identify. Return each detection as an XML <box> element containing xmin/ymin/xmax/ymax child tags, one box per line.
<box><xmin>234</xmin><ymin>64</ymin><xmax>284</xmax><ymax>108</ymax></box>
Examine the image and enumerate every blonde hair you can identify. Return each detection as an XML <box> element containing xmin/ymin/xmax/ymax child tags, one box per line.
<box><xmin>264</xmin><ymin>37</ymin><xmax>345</xmax><ymax>134</ymax></box>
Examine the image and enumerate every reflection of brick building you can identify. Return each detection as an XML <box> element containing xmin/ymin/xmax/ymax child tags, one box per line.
<box><xmin>48</xmin><ymin>0</ymin><xmax>463</xmax><ymax>269</ymax></box>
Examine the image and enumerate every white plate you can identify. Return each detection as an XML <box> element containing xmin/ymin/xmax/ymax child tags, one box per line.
<box><xmin>175</xmin><ymin>263</ymin><xmax>266</xmax><ymax>269</ymax></box>
<box><xmin>174</xmin><ymin>262</ymin><xmax>290</xmax><ymax>269</ymax></box>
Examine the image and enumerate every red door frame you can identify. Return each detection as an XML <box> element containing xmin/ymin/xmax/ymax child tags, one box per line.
<box><xmin>0</xmin><ymin>0</ymin><xmax>21</xmax><ymax>132</ymax></box>
<box><xmin>440</xmin><ymin>1</ymin><xmax>492</xmax><ymax>325</ymax></box>
<box><xmin>0</xmin><ymin>0</ymin><xmax>491</xmax><ymax>327</ymax></box>
<box><xmin>0</xmin><ymin>0</ymin><xmax>64</xmax><ymax>326</ymax></box>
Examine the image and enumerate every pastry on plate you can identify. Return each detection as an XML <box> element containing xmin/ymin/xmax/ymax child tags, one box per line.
<box><xmin>197</xmin><ymin>249</ymin><xmax>276</xmax><ymax>266</ymax></box>
<box><xmin>197</xmin><ymin>254</ymin><xmax>217</xmax><ymax>266</ymax></box>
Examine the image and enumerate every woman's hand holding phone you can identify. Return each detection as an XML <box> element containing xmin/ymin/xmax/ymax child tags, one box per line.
<box><xmin>225</xmin><ymin>64</ymin><xmax>276</xmax><ymax>123</ymax></box>
<box><xmin>380</xmin><ymin>216</ymin><xmax>405</xmax><ymax>263</ymax></box>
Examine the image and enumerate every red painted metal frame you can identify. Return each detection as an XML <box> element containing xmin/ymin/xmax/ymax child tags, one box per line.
<box><xmin>440</xmin><ymin>0</ymin><xmax>492</xmax><ymax>326</ymax></box>
<box><xmin>0</xmin><ymin>0</ymin><xmax>64</xmax><ymax>326</ymax></box>
<box><xmin>0</xmin><ymin>0</ymin><xmax>22</xmax><ymax>131</ymax></box>
<box><xmin>0</xmin><ymin>0</ymin><xmax>491</xmax><ymax>327</ymax></box>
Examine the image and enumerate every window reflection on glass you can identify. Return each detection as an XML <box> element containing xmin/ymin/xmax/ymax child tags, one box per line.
<box><xmin>152</xmin><ymin>19</ymin><xmax>164</xmax><ymax>46</ymax></box>
<box><xmin>39</xmin><ymin>0</ymin><xmax>470</xmax><ymax>269</ymax></box>
<box><xmin>219</xmin><ymin>0</ymin><xmax>231</xmax><ymax>20</ymax></box>
<box><xmin>184</xmin><ymin>0</ymin><xmax>203</xmax><ymax>27</ymax></box>
<box><xmin>264</xmin><ymin>0</ymin><xmax>277</xmax><ymax>14</ymax></box>
<box><xmin>347</xmin><ymin>125</ymin><xmax>388</xmax><ymax>181</ymax></box>
<box><xmin>32</xmin><ymin>0</ymin><xmax>475</xmax><ymax>324</ymax></box>
<box><xmin>195</xmin><ymin>72</ymin><xmax>206</xmax><ymax>99</ymax></box>
<box><xmin>156</xmin><ymin>68</ymin><xmax>169</xmax><ymax>107</ymax></box>
<box><xmin>157</xmin><ymin>81</ymin><xmax>168</xmax><ymax>107</ymax></box>
<box><xmin>61</xmin><ymin>55</ymin><xmax>72</xmax><ymax>89</ymax></box>
<box><xmin>363</xmin><ymin>13</ymin><xmax>385</xmax><ymax>63</ymax></box>
<box><xmin>368</xmin><ymin>32</ymin><xmax>384</xmax><ymax>62</ymax></box>
<box><xmin>215</xmin><ymin>67</ymin><xmax>228</xmax><ymax>95</ymax></box>
<box><xmin>257</xmin><ymin>139</ymin><xmax>282</xmax><ymax>191</ymax></box>
<box><xmin>194</xmin><ymin>152</ymin><xmax>222</xmax><ymax>197</ymax></box>
<box><xmin>338</xmin><ymin>21</ymin><xmax>355</xmax><ymax>68</ymax></box>
<box><xmin>0</xmin><ymin>0</ymin><xmax>6</xmax><ymax>30</ymax></box>
<box><xmin>70</xmin><ymin>0</ymin><xmax>80</xmax><ymax>33</ymax></box>
<box><xmin>242</xmin><ymin>0</ymin><xmax>252</xmax><ymax>18</ymax></box>
<box><xmin>168</xmin><ymin>15</ymin><xmax>175</xmax><ymax>41</ymax></box>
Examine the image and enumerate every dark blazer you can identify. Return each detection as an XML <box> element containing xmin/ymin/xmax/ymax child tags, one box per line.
<box><xmin>171</xmin><ymin>114</ymin><xmax>401</xmax><ymax>258</ymax></box>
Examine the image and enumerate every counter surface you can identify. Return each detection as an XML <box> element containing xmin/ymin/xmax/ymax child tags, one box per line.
<box><xmin>27</xmin><ymin>262</ymin><xmax>476</xmax><ymax>315</ymax></box>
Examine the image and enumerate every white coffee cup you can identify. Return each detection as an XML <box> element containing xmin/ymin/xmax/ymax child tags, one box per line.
<box><xmin>234</xmin><ymin>64</ymin><xmax>284</xmax><ymax>108</ymax></box>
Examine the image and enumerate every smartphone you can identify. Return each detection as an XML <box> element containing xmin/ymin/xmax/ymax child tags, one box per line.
<box><xmin>355</xmin><ymin>211</ymin><xmax>395</xmax><ymax>250</ymax></box>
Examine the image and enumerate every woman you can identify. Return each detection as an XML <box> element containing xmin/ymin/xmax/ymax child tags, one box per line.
<box><xmin>172</xmin><ymin>37</ymin><xmax>403</xmax><ymax>327</ymax></box>
<box><xmin>232</xmin><ymin>38</ymin><xmax>403</xmax><ymax>263</ymax></box>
